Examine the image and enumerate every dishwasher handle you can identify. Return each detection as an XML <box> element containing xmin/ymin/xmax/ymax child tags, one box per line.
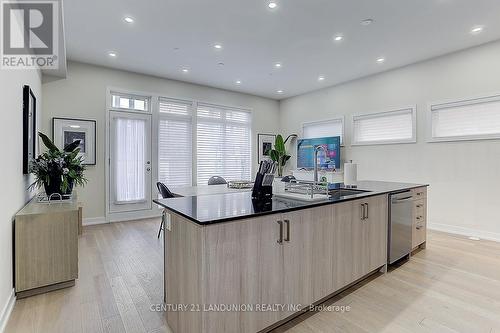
<box><xmin>392</xmin><ymin>196</ymin><xmax>413</xmax><ymax>203</ymax></box>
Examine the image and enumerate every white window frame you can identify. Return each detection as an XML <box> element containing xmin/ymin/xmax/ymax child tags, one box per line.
<box><xmin>351</xmin><ymin>106</ymin><xmax>417</xmax><ymax>146</ymax></box>
<box><xmin>302</xmin><ymin>116</ymin><xmax>345</xmax><ymax>146</ymax></box>
<box><xmin>105</xmin><ymin>87</ymin><xmax>158</xmax><ymax>222</ymax></box>
<box><xmin>428</xmin><ymin>93</ymin><xmax>500</xmax><ymax>143</ymax></box>
<box><xmin>110</xmin><ymin>91</ymin><xmax>151</xmax><ymax>113</ymax></box>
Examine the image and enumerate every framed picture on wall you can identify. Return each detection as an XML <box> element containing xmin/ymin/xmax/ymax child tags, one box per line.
<box><xmin>257</xmin><ymin>133</ymin><xmax>275</xmax><ymax>164</ymax></box>
<box><xmin>23</xmin><ymin>85</ymin><xmax>37</xmax><ymax>174</ymax></box>
<box><xmin>53</xmin><ymin>118</ymin><xmax>97</xmax><ymax>165</ymax></box>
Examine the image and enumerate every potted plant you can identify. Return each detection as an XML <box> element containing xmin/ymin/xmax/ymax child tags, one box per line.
<box><xmin>29</xmin><ymin>132</ymin><xmax>87</xmax><ymax>197</ymax></box>
<box><xmin>269</xmin><ymin>134</ymin><xmax>291</xmax><ymax>177</ymax></box>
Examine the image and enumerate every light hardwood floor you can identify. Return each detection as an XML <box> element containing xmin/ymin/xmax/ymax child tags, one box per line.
<box><xmin>5</xmin><ymin>219</ymin><xmax>500</xmax><ymax>333</ymax></box>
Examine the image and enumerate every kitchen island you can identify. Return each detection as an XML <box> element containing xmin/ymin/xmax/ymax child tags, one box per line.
<box><xmin>154</xmin><ymin>181</ymin><xmax>428</xmax><ymax>333</ymax></box>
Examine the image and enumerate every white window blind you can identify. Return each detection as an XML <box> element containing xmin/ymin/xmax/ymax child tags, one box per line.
<box><xmin>431</xmin><ymin>94</ymin><xmax>500</xmax><ymax>141</ymax></box>
<box><xmin>196</xmin><ymin>103</ymin><xmax>252</xmax><ymax>185</ymax></box>
<box><xmin>158</xmin><ymin>98</ymin><xmax>193</xmax><ymax>187</ymax></box>
<box><xmin>303</xmin><ymin>118</ymin><xmax>344</xmax><ymax>144</ymax></box>
<box><xmin>111</xmin><ymin>92</ymin><xmax>150</xmax><ymax>112</ymax></box>
<box><xmin>353</xmin><ymin>107</ymin><xmax>416</xmax><ymax>145</ymax></box>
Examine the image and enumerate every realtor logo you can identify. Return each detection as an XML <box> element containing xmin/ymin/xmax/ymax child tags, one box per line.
<box><xmin>1</xmin><ymin>0</ymin><xmax>59</xmax><ymax>69</ymax></box>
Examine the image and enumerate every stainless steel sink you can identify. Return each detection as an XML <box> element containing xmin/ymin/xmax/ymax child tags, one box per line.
<box><xmin>328</xmin><ymin>189</ymin><xmax>369</xmax><ymax>197</ymax></box>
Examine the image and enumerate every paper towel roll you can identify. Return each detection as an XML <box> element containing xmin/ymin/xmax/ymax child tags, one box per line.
<box><xmin>344</xmin><ymin>162</ymin><xmax>358</xmax><ymax>186</ymax></box>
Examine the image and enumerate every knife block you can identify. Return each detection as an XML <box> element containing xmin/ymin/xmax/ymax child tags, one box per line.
<box><xmin>252</xmin><ymin>172</ymin><xmax>273</xmax><ymax>200</ymax></box>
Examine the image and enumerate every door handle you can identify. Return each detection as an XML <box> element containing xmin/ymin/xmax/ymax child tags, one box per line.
<box><xmin>277</xmin><ymin>221</ymin><xmax>283</xmax><ymax>244</ymax></box>
<box><xmin>146</xmin><ymin>167</ymin><xmax>151</xmax><ymax>172</ymax></box>
<box><xmin>284</xmin><ymin>219</ymin><xmax>290</xmax><ymax>242</ymax></box>
<box><xmin>365</xmin><ymin>203</ymin><xmax>368</xmax><ymax>220</ymax></box>
<box><xmin>360</xmin><ymin>204</ymin><xmax>365</xmax><ymax>220</ymax></box>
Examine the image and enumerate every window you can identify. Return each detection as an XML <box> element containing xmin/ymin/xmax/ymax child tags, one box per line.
<box><xmin>303</xmin><ymin>118</ymin><xmax>344</xmax><ymax>144</ymax></box>
<box><xmin>196</xmin><ymin>103</ymin><xmax>252</xmax><ymax>185</ymax></box>
<box><xmin>353</xmin><ymin>107</ymin><xmax>416</xmax><ymax>145</ymax></box>
<box><xmin>431</xmin><ymin>94</ymin><xmax>500</xmax><ymax>141</ymax></box>
<box><xmin>158</xmin><ymin>98</ymin><xmax>193</xmax><ymax>187</ymax></box>
<box><xmin>111</xmin><ymin>92</ymin><xmax>150</xmax><ymax>112</ymax></box>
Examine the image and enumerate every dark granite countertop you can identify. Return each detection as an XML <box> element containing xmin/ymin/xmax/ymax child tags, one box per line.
<box><xmin>154</xmin><ymin>180</ymin><xmax>428</xmax><ymax>225</ymax></box>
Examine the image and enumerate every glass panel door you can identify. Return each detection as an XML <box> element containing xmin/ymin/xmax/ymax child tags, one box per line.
<box><xmin>109</xmin><ymin>111</ymin><xmax>152</xmax><ymax>213</ymax></box>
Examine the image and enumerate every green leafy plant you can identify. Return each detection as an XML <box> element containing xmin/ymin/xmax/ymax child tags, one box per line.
<box><xmin>29</xmin><ymin>132</ymin><xmax>87</xmax><ymax>194</ymax></box>
<box><xmin>269</xmin><ymin>134</ymin><xmax>291</xmax><ymax>177</ymax></box>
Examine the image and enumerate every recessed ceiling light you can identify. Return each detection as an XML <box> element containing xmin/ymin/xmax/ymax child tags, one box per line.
<box><xmin>318</xmin><ymin>76</ymin><xmax>325</xmax><ymax>81</ymax></box>
<box><xmin>235</xmin><ymin>80</ymin><xmax>242</xmax><ymax>85</ymax></box>
<box><xmin>108</xmin><ymin>51</ymin><xmax>117</xmax><ymax>57</ymax></box>
<box><xmin>181</xmin><ymin>68</ymin><xmax>189</xmax><ymax>73</ymax></box>
<box><xmin>274</xmin><ymin>62</ymin><xmax>282</xmax><ymax>68</ymax></box>
<box><xmin>333</xmin><ymin>35</ymin><xmax>343</xmax><ymax>42</ymax></box>
<box><xmin>214</xmin><ymin>43</ymin><xmax>222</xmax><ymax>49</ymax></box>
<box><xmin>470</xmin><ymin>25</ymin><xmax>484</xmax><ymax>34</ymax></box>
<box><xmin>277</xmin><ymin>89</ymin><xmax>284</xmax><ymax>94</ymax></box>
<box><xmin>124</xmin><ymin>16</ymin><xmax>134</xmax><ymax>23</ymax></box>
<box><xmin>361</xmin><ymin>18</ymin><xmax>374</xmax><ymax>26</ymax></box>
<box><xmin>268</xmin><ymin>1</ymin><xmax>277</xmax><ymax>9</ymax></box>
<box><xmin>376</xmin><ymin>57</ymin><xmax>385</xmax><ymax>63</ymax></box>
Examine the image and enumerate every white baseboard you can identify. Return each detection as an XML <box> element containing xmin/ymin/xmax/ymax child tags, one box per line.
<box><xmin>0</xmin><ymin>289</ymin><xmax>15</xmax><ymax>333</ymax></box>
<box><xmin>83</xmin><ymin>211</ymin><xmax>162</xmax><ymax>226</ymax></box>
<box><xmin>428</xmin><ymin>223</ymin><xmax>500</xmax><ymax>243</ymax></box>
<box><xmin>82</xmin><ymin>216</ymin><xmax>107</xmax><ymax>226</ymax></box>
<box><xmin>107</xmin><ymin>209</ymin><xmax>162</xmax><ymax>223</ymax></box>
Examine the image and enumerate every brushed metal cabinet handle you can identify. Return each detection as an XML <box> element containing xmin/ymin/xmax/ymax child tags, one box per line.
<box><xmin>284</xmin><ymin>219</ymin><xmax>290</xmax><ymax>242</ymax></box>
<box><xmin>360</xmin><ymin>204</ymin><xmax>365</xmax><ymax>221</ymax></box>
<box><xmin>277</xmin><ymin>221</ymin><xmax>283</xmax><ymax>244</ymax></box>
<box><xmin>365</xmin><ymin>203</ymin><xmax>369</xmax><ymax>220</ymax></box>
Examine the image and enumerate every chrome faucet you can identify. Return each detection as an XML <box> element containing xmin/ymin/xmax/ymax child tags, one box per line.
<box><xmin>313</xmin><ymin>145</ymin><xmax>326</xmax><ymax>185</ymax></box>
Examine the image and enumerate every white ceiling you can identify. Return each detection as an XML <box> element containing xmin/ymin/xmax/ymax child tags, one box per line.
<box><xmin>64</xmin><ymin>0</ymin><xmax>500</xmax><ymax>100</ymax></box>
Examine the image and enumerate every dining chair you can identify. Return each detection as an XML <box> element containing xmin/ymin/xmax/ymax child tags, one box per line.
<box><xmin>208</xmin><ymin>175</ymin><xmax>228</xmax><ymax>185</ymax></box>
<box><xmin>157</xmin><ymin>182</ymin><xmax>175</xmax><ymax>238</ymax></box>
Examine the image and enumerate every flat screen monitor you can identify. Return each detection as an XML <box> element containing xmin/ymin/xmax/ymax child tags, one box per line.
<box><xmin>297</xmin><ymin>136</ymin><xmax>340</xmax><ymax>170</ymax></box>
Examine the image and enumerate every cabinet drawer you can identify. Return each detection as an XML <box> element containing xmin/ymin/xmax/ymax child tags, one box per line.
<box><xmin>411</xmin><ymin>187</ymin><xmax>427</xmax><ymax>199</ymax></box>
<box><xmin>412</xmin><ymin>222</ymin><xmax>426</xmax><ymax>249</ymax></box>
<box><xmin>413</xmin><ymin>199</ymin><xmax>426</xmax><ymax>224</ymax></box>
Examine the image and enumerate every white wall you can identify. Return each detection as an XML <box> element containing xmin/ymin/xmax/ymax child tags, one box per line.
<box><xmin>279</xmin><ymin>40</ymin><xmax>500</xmax><ymax>241</ymax></box>
<box><xmin>42</xmin><ymin>61</ymin><xmax>280</xmax><ymax>219</ymax></box>
<box><xmin>0</xmin><ymin>69</ymin><xmax>41</xmax><ymax>330</ymax></box>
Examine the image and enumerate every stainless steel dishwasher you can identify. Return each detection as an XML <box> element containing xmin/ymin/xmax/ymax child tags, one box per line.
<box><xmin>388</xmin><ymin>191</ymin><xmax>414</xmax><ymax>264</ymax></box>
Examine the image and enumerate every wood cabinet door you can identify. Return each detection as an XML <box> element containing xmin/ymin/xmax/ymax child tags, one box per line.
<box><xmin>281</xmin><ymin>208</ymin><xmax>316</xmax><ymax>316</ymax></box>
<box><xmin>350</xmin><ymin>198</ymin><xmax>370</xmax><ymax>281</ymax></box>
<box><xmin>364</xmin><ymin>195</ymin><xmax>388</xmax><ymax>272</ymax></box>
<box><xmin>332</xmin><ymin>200</ymin><xmax>355</xmax><ymax>291</ymax></box>
<box><xmin>349</xmin><ymin>194</ymin><xmax>388</xmax><ymax>280</ymax></box>
<box><xmin>201</xmin><ymin>214</ymin><xmax>285</xmax><ymax>333</ymax></box>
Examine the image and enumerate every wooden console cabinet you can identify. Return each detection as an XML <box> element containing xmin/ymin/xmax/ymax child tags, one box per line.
<box><xmin>14</xmin><ymin>198</ymin><xmax>80</xmax><ymax>298</ymax></box>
